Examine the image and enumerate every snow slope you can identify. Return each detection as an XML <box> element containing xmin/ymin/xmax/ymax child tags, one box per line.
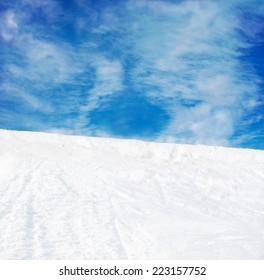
<box><xmin>0</xmin><ymin>129</ymin><xmax>264</xmax><ymax>259</ymax></box>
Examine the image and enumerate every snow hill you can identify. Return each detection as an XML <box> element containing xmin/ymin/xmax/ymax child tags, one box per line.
<box><xmin>0</xmin><ymin>129</ymin><xmax>264</xmax><ymax>260</ymax></box>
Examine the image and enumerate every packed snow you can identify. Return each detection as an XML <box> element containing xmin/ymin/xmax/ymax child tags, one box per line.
<box><xmin>0</xmin><ymin>129</ymin><xmax>264</xmax><ymax>259</ymax></box>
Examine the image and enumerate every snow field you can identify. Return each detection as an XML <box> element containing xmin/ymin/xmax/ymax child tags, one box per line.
<box><xmin>0</xmin><ymin>129</ymin><xmax>264</xmax><ymax>259</ymax></box>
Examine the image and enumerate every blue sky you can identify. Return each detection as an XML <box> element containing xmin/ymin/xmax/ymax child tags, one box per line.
<box><xmin>0</xmin><ymin>0</ymin><xmax>264</xmax><ymax>149</ymax></box>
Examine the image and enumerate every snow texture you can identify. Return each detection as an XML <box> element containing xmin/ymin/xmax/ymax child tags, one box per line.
<box><xmin>0</xmin><ymin>129</ymin><xmax>264</xmax><ymax>259</ymax></box>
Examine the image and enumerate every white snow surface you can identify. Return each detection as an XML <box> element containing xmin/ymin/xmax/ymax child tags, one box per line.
<box><xmin>0</xmin><ymin>129</ymin><xmax>264</xmax><ymax>260</ymax></box>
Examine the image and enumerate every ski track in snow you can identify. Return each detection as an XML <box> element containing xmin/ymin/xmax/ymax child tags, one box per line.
<box><xmin>0</xmin><ymin>129</ymin><xmax>264</xmax><ymax>259</ymax></box>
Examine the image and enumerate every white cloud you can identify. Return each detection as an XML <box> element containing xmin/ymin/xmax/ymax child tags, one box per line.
<box><xmin>1</xmin><ymin>0</ymin><xmax>262</xmax><ymax>144</ymax></box>
<box><xmin>6</xmin><ymin>11</ymin><xmax>17</xmax><ymax>29</ymax></box>
<box><xmin>80</xmin><ymin>56</ymin><xmax>123</xmax><ymax>129</ymax></box>
<box><xmin>89</xmin><ymin>57</ymin><xmax>123</xmax><ymax>97</ymax></box>
<box><xmin>1</xmin><ymin>3</ymin><xmax>124</xmax><ymax>135</ymax></box>
<box><xmin>123</xmin><ymin>0</ymin><xmax>261</xmax><ymax>146</ymax></box>
<box><xmin>0</xmin><ymin>10</ymin><xmax>18</xmax><ymax>42</ymax></box>
<box><xmin>0</xmin><ymin>83</ymin><xmax>53</xmax><ymax>113</ymax></box>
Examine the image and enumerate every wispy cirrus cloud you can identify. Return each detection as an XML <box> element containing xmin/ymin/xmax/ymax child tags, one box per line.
<box><xmin>0</xmin><ymin>10</ymin><xmax>18</xmax><ymax>42</ymax></box>
<box><xmin>119</xmin><ymin>0</ymin><xmax>262</xmax><ymax>145</ymax></box>
<box><xmin>0</xmin><ymin>1</ymin><xmax>124</xmax><ymax>134</ymax></box>
<box><xmin>0</xmin><ymin>0</ymin><xmax>263</xmax><ymax>147</ymax></box>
